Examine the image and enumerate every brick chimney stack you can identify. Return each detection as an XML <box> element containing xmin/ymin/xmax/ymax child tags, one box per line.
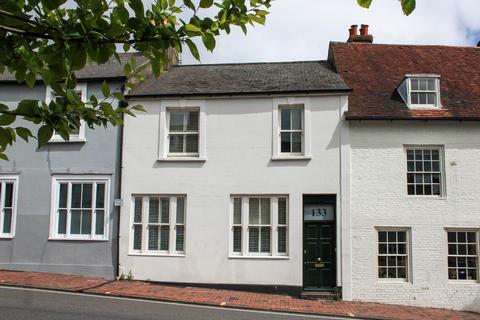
<box><xmin>347</xmin><ymin>24</ymin><xmax>373</xmax><ymax>43</ymax></box>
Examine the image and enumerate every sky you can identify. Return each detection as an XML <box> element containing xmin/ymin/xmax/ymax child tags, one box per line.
<box><xmin>179</xmin><ymin>0</ymin><xmax>480</xmax><ymax>65</ymax></box>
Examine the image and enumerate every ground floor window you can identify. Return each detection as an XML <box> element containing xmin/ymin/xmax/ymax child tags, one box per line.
<box><xmin>230</xmin><ymin>195</ymin><xmax>288</xmax><ymax>257</ymax></box>
<box><xmin>377</xmin><ymin>229</ymin><xmax>409</xmax><ymax>281</ymax></box>
<box><xmin>447</xmin><ymin>230</ymin><xmax>478</xmax><ymax>281</ymax></box>
<box><xmin>50</xmin><ymin>175</ymin><xmax>110</xmax><ymax>240</ymax></box>
<box><xmin>0</xmin><ymin>175</ymin><xmax>18</xmax><ymax>238</ymax></box>
<box><xmin>131</xmin><ymin>195</ymin><xmax>186</xmax><ymax>255</ymax></box>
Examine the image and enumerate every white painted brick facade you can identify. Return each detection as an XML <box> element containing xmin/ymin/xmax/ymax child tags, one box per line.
<box><xmin>350</xmin><ymin>121</ymin><xmax>480</xmax><ymax>312</ymax></box>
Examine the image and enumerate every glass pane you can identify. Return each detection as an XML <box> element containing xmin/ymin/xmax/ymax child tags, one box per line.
<box><xmin>186</xmin><ymin>134</ymin><xmax>199</xmax><ymax>153</ymax></box>
<box><xmin>96</xmin><ymin>183</ymin><xmax>105</xmax><ymax>209</ymax></box>
<box><xmin>406</xmin><ymin>150</ymin><xmax>414</xmax><ymax>161</ymax></box>
<box><xmin>58</xmin><ymin>209</ymin><xmax>67</xmax><ymax>234</ymax></box>
<box><xmin>378</xmin><ymin>231</ymin><xmax>387</xmax><ymax>242</ymax></box>
<box><xmin>387</xmin><ymin>268</ymin><xmax>397</xmax><ymax>278</ymax></box>
<box><xmin>148</xmin><ymin>226</ymin><xmax>159</xmax><ymax>250</ymax></box>
<box><xmin>59</xmin><ymin>183</ymin><xmax>68</xmax><ymax>208</ymax></box>
<box><xmin>169</xmin><ymin>112</ymin><xmax>184</xmax><ymax>132</ymax></box>
<box><xmin>169</xmin><ymin>134</ymin><xmax>184</xmax><ymax>153</ymax></box>
<box><xmin>379</xmin><ymin>244</ymin><xmax>387</xmax><ymax>254</ymax></box>
<box><xmin>448</xmin><ymin>268</ymin><xmax>457</xmax><ymax>280</ymax></box>
<box><xmin>95</xmin><ymin>210</ymin><xmax>104</xmax><ymax>235</ymax></box>
<box><xmin>81</xmin><ymin>210</ymin><xmax>91</xmax><ymax>234</ymax></box>
<box><xmin>467</xmin><ymin>232</ymin><xmax>476</xmax><ymax>243</ymax></box>
<box><xmin>176</xmin><ymin>225</ymin><xmax>184</xmax><ymax>252</ymax></box>
<box><xmin>448</xmin><ymin>257</ymin><xmax>457</xmax><ymax>268</ymax></box>
<box><xmin>378</xmin><ymin>256</ymin><xmax>387</xmax><ymax>267</ymax></box>
<box><xmin>427</xmin><ymin>79</ymin><xmax>436</xmax><ymax>91</ymax></box>
<box><xmin>161</xmin><ymin>198</ymin><xmax>170</xmax><ymax>223</ymax></box>
<box><xmin>249</xmin><ymin>198</ymin><xmax>259</xmax><ymax>224</ymax></box>
<box><xmin>419</xmin><ymin>93</ymin><xmax>427</xmax><ymax>104</ymax></box>
<box><xmin>291</xmin><ymin>132</ymin><xmax>302</xmax><ymax>153</ymax></box>
<box><xmin>233</xmin><ymin>226</ymin><xmax>242</xmax><ymax>253</ymax></box>
<box><xmin>4</xmin><ymin>183</ymin><xmax>13</xmax><ymax>208</ymax></box>
<box><xmin>407</xmin><ymin>185</ymin><xmax>415</xmax><ymax>195</ymax></box>
<box><xmin>278</xmin><ymin>198</ymin><xmax>287</xmax><ymax>225</ymax></box>
<box><xmin>3</xmin><ymin>208</ymin><xmax>12</xmax><ymax>234</ymax></box>
<box><xmin>458</xmin><ymin>232</ymin><xmax>466</xmax><ymax>243</ymax></box>
<box><xmin>398</xmin><ymin>231</ymin><xmax>406</xmax><ymax>242</ymax></box>
<box><xmin>388</xmin><ymin>231</ymin><xmax>396</xmax><ymax>242</ymax></box>
<box><xmin>419</xmin><ymin>79</ymin><xmax>427</xmax><ymax>90</ymax></box>
<box><xmin>248</xmin><ymin>227</ymin><xmax>259</xmax><ymax>252</ymax></box>
<box><xmin>280</xmin><ymin>109</ymin><xmax>291</xmax><ymax>130</ymax></box>
<box><xmin>233</xmin><ymin>198</ymin><xmax>242</xmax><ymax>225</ymax></box>
<box><xmin>260</xmin><ymin>227</ymin><xmax>271</xmax><ymax>253</ymax></box>
<box><xmin>133</xmin><ymin>225</ymin><xmax>142</xmax><ymax>250</ymax></box>
<box><xmin>411</xmin><ymin>93</ymin><xmax>419</xmax><ymax>104</ymax></box>
<box><xmin>398</xmin><ymin>244</ymin><xmax>406</xmax><ymax>254</ymax></box>
<box><xmin>379</xmin><ymin>268</ymin><xmax>387</xmax><ymax>278</ymax></box>
<box><xmin>427</xmin><ymin>93</ymin><xmax>436</xmax><ymax>105</ymax></box>
<box><xmin>186</xmin><ymin>111</ymin><xmax>199</xmax><ymax>131</ymax></box>
<box><xmin>134</xmin><ymin>197</ymin><xmax>143</xmax><ymax>223</ymax></box>
<box><xmin>70</xmin><ymin>209</ymin><xmax>81</xmax><ymax>234</ymax></box>
<box><xmin>71</xmin><ymin>184</ymin><xmax>82</xmax><ymax>208</ymax></box>
<box><xmin>82</xmin><ymin>184</ymin><xmax>92</xmax><ymax>208</ymax></box>
<box><xmin>448</xmin><ymin>232</ymin><xmax>456</xmax><ymax>243</ymax></box>
<box><xmin>448</xmin><ymin>244</ymin><xmax>457</xmax><ymax>255</ymax></box>
<box><xmin>149</xmin><ymin>198</ymin><xmax>160</xmax><ymax>223</ymax></box>
<box><xmin>176</xmin><ymin>197</ymin><xmax>185</xmax><ymax>224</ymax></box>
<box><xmin>398</xmin><ymin>268</ymin><xmax>406</xmax><ymax>279</ymax></box>
<box><xmin>411</xmin><ymin>79</ymin><xmax>419</xmax><ymax>90</ymax></box>
<box><xmin>291</xmin><ymin>109</ymin><xmax>302</xmax><ymax>130</ymax></box>
<box><xmin>280</xmin><ymin>132</ymin><xmax>291</xmax><ymax>153</ymax></box>
<box><xmin>260</xmin><ymin>198</ymin><xmax>270</xmax><ymax>224</ymax></box>
<box><xmin>160</xmin><ymin>226</ymin><xmax>169</xmax><ymax>251</ymax></box>
<box><xmin>278</xmin><ymin>226</ymin><xmax>287</xmax><ymax>253</ymax></box>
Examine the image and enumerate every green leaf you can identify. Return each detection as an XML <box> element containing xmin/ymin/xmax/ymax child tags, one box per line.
<box><xmin>129</xmin><ymin>0</ymin><xmax>145</xmax><ymax>19</ymax></box>
<box><xmin>357</xmin><ymin>0</ymin><xmax>372</xmax><ymax>8</ymax></box>
<box><xmin>16</xmin><ymin>100</ymin><xmax>39</xmax><ymax>116</ymax></box>
<box><xmin>38</xmin><ymin>125</ymin><xmax>53</xmax><ymax>147</ymax></box>
<box><xmin>199</xmin><ymin>0</ymin><xmax>213</xmax><ymax>8</ymax></box>
<box><xmin>71</xmin><ymin>48</ymin><xmax>87</xmax><ymax>70</ymax></box>
<box><xmin>185</xmin><ymin>23</ymin><xmax>201</xmax><ymax>33</ymax></box>
<box><xmin>102</xmin><ymin>81</ymin><xmax>110</xmax><ymax>97</ymax></box>
<box><xmin>16</xmin><ymin>127</ymin><xmax>34</xmax><ymax>142</ymax></box>
<box><xmin>0</xmin><ymin>114</ymin><xmax>16</xmax><ymax>126</ymax></box>
<box><xmin>0</xmin><ymin>153</ymin><xmax>8</xmax><ymax>161</ymax></box>
<box><xmin>185</xmin><ymin>39</ymin><xmax>200</xmax><ymax>60</ymax></box>
<box><xmin>151</xmin><ymin>59</ymin><xmax>162</xmax><ymax>78</ymax></box>
<box><xmin>25</xmin><ymin>72</ymin><xmax>36</xmax><ymax>88</ymax></box>
<box><xmin>131</xmin><ymin>105</ymin><xmax>146</xmax><ymax>112</ymax></box>
<box><xmin>40</xmin><ymin>0</ymin><xmax>67</xmax><ymax>11</ymax></box>
<box><xmin>113</xmin><ymin>6</ymin><xmax>129</xmax><ymax>24</ymax></box>
<box><xmin>201</xmin><ymin>33</ymin><xmax>216</xmax><ymax>51</ymax></box>
<box><xmin>183</xmin><ymin>0</ymin><xmax>196</xmax><ymax>10</ymax></box>
<box><xmin>401</xmin><ymin>0</ymin><xmax>416</xmax><ymax>15</ymax></box>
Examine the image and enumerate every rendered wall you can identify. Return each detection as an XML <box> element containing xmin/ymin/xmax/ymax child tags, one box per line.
<box><xmin>119</xmin><ymin>95</ymin><xmax>349</xmax><ymax>288</ymax></box>
<box><xmin>0</xmin><ymin>82</ymin><xmax>121</xmax><ymax>278</ymax></box>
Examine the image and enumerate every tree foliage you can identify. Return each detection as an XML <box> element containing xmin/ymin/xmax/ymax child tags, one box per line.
<box><xmin>357</xmin><ymin>0</ymin><xmax>416</xmax><ymax>16</ymax></box>
<box><xmin>0</xmin><ymin>0</ymin><xmax>272</xmax><ymax>159</ymax></box>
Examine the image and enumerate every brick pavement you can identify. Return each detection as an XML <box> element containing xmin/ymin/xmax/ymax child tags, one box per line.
<box><xmin>0</xmin><ymin>270</ymin><xmax>478</xmax><ymax>320</ymax></box>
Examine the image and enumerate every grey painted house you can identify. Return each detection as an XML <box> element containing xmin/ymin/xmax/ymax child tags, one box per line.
<box><xmin>0</xmin><ymin>54</ymin><xmax>140</xmax><ymax>278</ymax></box>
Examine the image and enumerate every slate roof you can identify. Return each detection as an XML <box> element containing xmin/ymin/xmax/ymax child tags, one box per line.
<box><xmin>0</xmin><ymin>52</ymin><xmax>145</xmax><ymax>82</ymax></box>
<box><xmin>128</xmin><ymin>61</ymin><xmax>350</xmax><ymax>97</ymax></box>
<box><xmin>329</xmin><ymin>42</ymin><xmax>480</xmax><ymax>120</ymax></box>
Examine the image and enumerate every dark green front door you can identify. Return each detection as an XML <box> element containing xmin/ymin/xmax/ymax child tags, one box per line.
<box><xmin>303</xmin><ymin>195</ymin><xmax>336</xmax><ymax>290</ymax></box>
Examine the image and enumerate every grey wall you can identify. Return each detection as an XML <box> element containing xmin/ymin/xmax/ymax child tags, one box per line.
<box><xmin>0</xmin><ymin>81</ymin><xmax>123</xmax><ymax>278</ymax></box>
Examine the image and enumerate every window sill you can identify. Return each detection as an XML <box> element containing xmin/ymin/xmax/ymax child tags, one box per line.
<box><xmin>48</xmin><ymin>138</ymin><xmax>86</xmax><ymax>144</ymax></box>
<box><xmin>0</xmin><ymin>235</ymin><xmax>14</xmax><ymax>239</ymax></box>
<box><xmin>408</xmin><ymin>105</ymin><xmax>442</xmax><ymax>110</ymax></box>
<box><xmin>271</xmin><ymin>155</ymin><xmax>311</xmax><ymax>161</ymax></box>
<box><xmin>448</xmin><ymin>280</ymin><xmax>479</xmax><ymax>285</ymax></box>
<box><xmin>158</xmin><ymin>157</ymin><xmax>206</xmax><ymax>162</ymax></box>
<box><xmin>378</xmin><ymin>279</ymin><xmax>411</xmax><ymax>284</ymax></box>
<box><xmin>228</xmin><ymin>255</ymin><xmax>290</xmax><ymax>260</ymax></box>
<box><xmin>406</xmin><ymin>195</ymin><xmax>447</xmax><ymax>200</ymax></box>
<box><xmin>48</xmin><ymin>236</ymin><xmax>108</xmax><ymax>241</ymax></box>
<box><xmin>128</xmin><ymin>252</ymin><xmax>186</xmax><ymax>257</ymax></box>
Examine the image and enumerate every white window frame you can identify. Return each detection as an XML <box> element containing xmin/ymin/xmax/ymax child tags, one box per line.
<box><xmin>0</xmin><ymin>174</ymin><xmax>19</xmax><ymax>239</ymax></box>
<box><xmin>159</xmin><ymin>100</ymin><xmax>206</xmax><ymax>161</ymax></box>
<box><xmin>405</xmin><ymin>145</ymin><xmax>445</xmax><ymax>197</ymax></box>
<box><xmin>272</xmin><ymin>97</ymin><xmax>311</xmax><ymax>160</ymax></box>
<box><xmin>446</xmin><ymin>228</ymin><xmax>479</xmax><ymax>283</ymax></box>
<box><xmin>129</xmin><ymin>194</ymin><xmax>186</xmax><ymax>256</ymax></box>
<box><xmin>375</xmin><ymin>227</ymin><xmax>411</xmax><ymax>283</ymax></box>
<box><xmin>405</xmin><ymin>74</ymin><xmax>441</xmax><ymax>109</ymax></box>
<box><xmin>49</xmin><ymin>175</ymin><xmax>110</xmax><ymax>241</ymax></box>
<box><xmin>45</xmin><ymin>83</ymin><xmax>87</xmax><ymax>143</ymax></box>
<box><xmin>166</xmin><ymin>108</ymin><xmax>200</xmax><ymax>157</ymax></box>
<box><xmin>229</xmin><ymin>195</ymin><xmax>289</xmax><ymax>258</ymax></box>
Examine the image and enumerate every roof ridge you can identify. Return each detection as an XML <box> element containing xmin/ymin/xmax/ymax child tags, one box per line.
<box><xmin>175</xmin><ymin>60</ymin><xmax>328</xmax><ymax>67</ymax></box>
<box><xmin>330</xmin><ymin>41</ymin><xmax>479</xmax><ymax>50</ymax></box>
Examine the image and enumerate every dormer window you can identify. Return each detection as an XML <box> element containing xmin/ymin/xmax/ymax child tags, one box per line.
<box><xmin>398</xmin><ymin>75</ymin><xmax>441</xmax><ymax>109</ymax></box>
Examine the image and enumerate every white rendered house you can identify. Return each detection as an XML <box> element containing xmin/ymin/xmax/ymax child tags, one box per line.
<box><xmin>329</xmin><ymin>26</ymin><xmax>480</xmax><ymax>312</ymax></box>
<box><xmin>119</xmin><ymin>61</ymin><xmax>353</xmax><ymax>297</ymax></box>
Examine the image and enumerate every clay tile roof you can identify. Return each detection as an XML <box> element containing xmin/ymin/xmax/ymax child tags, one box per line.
<box><xmin>329</xmin><ymin>42</ymin><xmax>480</xmax><ymax>120</ymax></box>
<box><xmin>127</xmin><ymin>61</ymin><xmax>350</xmax><ymax>97</ymax></box>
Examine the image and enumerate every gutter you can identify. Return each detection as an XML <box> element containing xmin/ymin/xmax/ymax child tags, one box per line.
<box><xmin>345</xmin><ymin>115</ymin><xmax>480</xmax><ymax>121</ymax></box>
<box><xmin>126</xmin><ymin>88</ymin><xmax>353</xmax><ymax>99</ymax></box>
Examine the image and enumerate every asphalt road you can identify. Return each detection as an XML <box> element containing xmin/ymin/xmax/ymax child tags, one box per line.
<box><xmin>0</xmin><ymin>286</ymin><xmax>351</xmax><ymax>320</ymax></box>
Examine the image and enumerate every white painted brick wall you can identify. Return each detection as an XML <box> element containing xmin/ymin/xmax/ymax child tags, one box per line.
<box><xmin>350</xmin><ymin>121</ymin><xmax>480</xmax><ymax>312</ymax></box>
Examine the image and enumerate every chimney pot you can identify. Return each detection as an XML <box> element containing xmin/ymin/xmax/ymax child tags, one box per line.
<box><xmin>349</xmin><ymin>25</ymin><xmax>358</xmax><ymax>37</ymax></box>
<box><xmin>360</xmin><ymin>24</ymin><xmax>369</xmax><ymax>36</ymax></box>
